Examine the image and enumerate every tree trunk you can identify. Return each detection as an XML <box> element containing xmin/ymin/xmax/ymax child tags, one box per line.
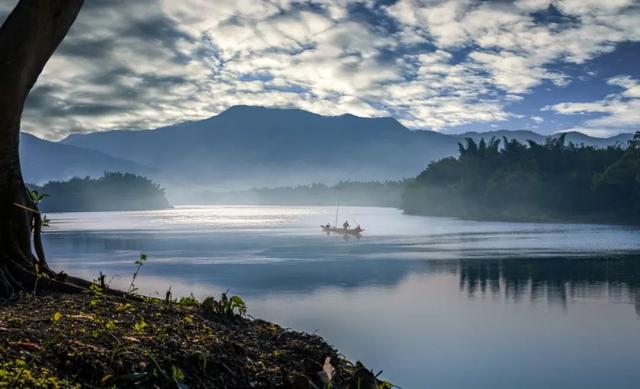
<box><xmin>0</xmin><ymin>0</ymin><xmax>85</xmax><ymax>297</ymax></box>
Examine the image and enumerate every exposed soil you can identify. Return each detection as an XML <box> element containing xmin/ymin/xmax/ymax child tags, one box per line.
<box><xmin>0</xmin><ymin>292</ymin><xmax>389</xmax><ymax>388</ymax></box>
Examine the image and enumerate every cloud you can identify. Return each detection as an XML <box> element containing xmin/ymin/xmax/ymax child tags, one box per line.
<box><xmin>531</xmin><ymin>116</ymin><xmax>545</xmax><ymax>123</ymax></box>
<box><xmin>608</xmin><ymin>75</ymin><xmax>640</xmax><ymax>98</ymax></box>
<box><xmin>545</xmin><ymin>75</ymin><xmax>640</xmax><ymax>135</ymax></box>
<box><xmin>1</xmin><ymin>0</ymin><xmax>639</xmax><ymax>139</ymax></box>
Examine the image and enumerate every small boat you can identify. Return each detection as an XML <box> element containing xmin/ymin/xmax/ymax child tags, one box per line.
<box><xmin>321</xmin><ymin>225</ymin><xmax>364</xmax><ymax>235</ymax></box>
<box><xmin>321</xmin><ymin>202</ymin><xmax>364</xmax><ymax>235</ymax></box>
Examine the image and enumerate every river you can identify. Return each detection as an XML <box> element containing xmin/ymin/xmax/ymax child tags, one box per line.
<box><xmin>42</xmin><ymin>205</ymin><xmax>640</xmax><ymax>388</ymax></box>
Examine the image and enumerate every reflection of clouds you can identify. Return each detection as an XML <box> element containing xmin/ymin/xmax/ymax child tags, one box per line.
<box><xmin>51</xmin><ymin>256</ymin><xmax>427</xmax><ymax>297</ymax></box>
<box><xmin>69</xmin><ymin>269</ymin><xmax>228</xmax><ymax>300</ymax></box>
<box><xmin>42</xmin><ymin>206</ymin><xmax>640</xmax><ymax>317</ymax></box>
<box><xmin>37</xmin><ymin>204</ymin><xmax>640</xmax><ymax>389</ymax></box>
<box><xmin>53</xmin><ymin>246</ymin><xmax>640</xmax><ymax>317</ymax></box>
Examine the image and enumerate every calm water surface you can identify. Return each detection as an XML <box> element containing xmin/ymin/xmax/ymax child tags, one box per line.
<box><xmin>43</xmin><ymin>206</ymin><xmax>640</xmax><ymax>389</ymax></box>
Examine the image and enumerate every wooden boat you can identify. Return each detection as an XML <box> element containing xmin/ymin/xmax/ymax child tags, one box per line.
<box><xmin>321</xmin><ymin>225</ymin><xmax>364</xmax><ymax>235</ymax></box>
<box><xmin>321</xmin><ymin>203</ymin><xmax>364</xmax><ymax>235</ymax></box>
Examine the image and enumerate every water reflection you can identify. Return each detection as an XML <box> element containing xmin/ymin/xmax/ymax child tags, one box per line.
<box><xmin>45</xmin><ymin>228</ymin><xmax>640</xmax><ymax>315</ymax></box>
<box><xmin>41</xmin><ymin>206</ymin><xmax>640</xmax><ymax>388</ymax></box>
<box><xmin>454</xmin><ymin>257</ymin><xmax>640</xmax><ymax>314</ymax></box>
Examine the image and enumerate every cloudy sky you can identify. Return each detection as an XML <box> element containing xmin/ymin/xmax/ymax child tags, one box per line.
<box><xmin>2</xmin><ymin>0</ymin><xmax>640</xmax><ymax>140</ymax></box>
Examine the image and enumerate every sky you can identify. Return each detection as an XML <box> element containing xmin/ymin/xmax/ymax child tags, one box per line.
<box><xmin>2</xmin><ymin>0</ymin><xmax>640</xmax><ymax>140</ymax></box>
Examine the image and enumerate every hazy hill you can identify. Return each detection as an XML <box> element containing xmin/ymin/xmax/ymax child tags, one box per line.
<box><xmin>20</xmin><ymin>133</ymin><xmax>149</xmax><ymax>184</ymax></box>
<box><xmin>38</xmin><ymin>105</ymin><xmax>633</xmax><ymax>192</ymax></box>
<box><xmin>550</xmin><ymin>131</ymin><xmax>633</xmax><ymax>147</ymax></box>
<box><xmin>61</xmin><ymin>106</ymin><xmax>457</xmax><ymax>189</ymax></box>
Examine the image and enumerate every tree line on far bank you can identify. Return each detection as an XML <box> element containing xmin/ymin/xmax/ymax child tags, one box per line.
<box><xmin>29</xmin><ymin>172</ymin><xmax>171</xmax><ymax>213</ymax></box>
<box><xmin>402</xmin><ymin>132</ymin><xmax>640</xmax><ymax>224</ymax></box>
<box><xmin>194</xmin><ymin>180</ymin><xmax>409</xmax><ymax>207</ymax></box>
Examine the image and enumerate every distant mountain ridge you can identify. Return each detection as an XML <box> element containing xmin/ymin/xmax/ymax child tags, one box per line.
<box><xmin>58</xmin><ymin>105</ymin><xmax>456</xmax><ymax>189</ymax></box>
<box><xmin>20</xmin><ymin>133</ymin><xmax>150</xmax><ymax>184</ymax></box>
<box><xmin>22</xmin><ymin>106</ymin><xmax>634</xmax><ymax>193</ymax></box>
<box><xmin>457</xmin><ymin>129</ymin><xmax>632</xmax><ymax>148</ymax></box>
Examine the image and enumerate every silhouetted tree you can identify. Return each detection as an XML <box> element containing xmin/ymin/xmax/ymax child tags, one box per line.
<box><xmin>403</xmin><ymin>134</ymin><xmax>638</xmax><ymax>223</ymax></box>
<box><xmin>593</xmin><ymin>131</ymin><xmax>640</xmax><ymax>215</ymax></box>
<box><xmin>35</xmin><ymin>172</ymin><xmax>171</xmax><ymax>212</ymax></box>
<box><xmin>0</xmin><ymin>1</ymin><xmax>86</xmax><ymax>297</ymax></box>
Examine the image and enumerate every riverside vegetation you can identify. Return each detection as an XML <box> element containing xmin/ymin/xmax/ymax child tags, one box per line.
<box><xmin>29</xmin><ymin>172</ymin><xmax>171</xmax><ymax>213</ymax></box>
<box><xmin>0</xmin><ymin>254</ymin><xmax>394</xmax><ymax>389</ymax></box>
<box><xmin>402</xmin><ymin>132</ymin><xmax>640</xmax><ymax>223</ymax></box>
<box><xmin>192</xmin><ymin>181</ymin><xmax>408</xmax><ymax>208</ymax></box>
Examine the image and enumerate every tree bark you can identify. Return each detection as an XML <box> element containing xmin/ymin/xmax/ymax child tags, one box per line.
<box><xmin>0</xmin><ymin>0</ymin><xmax>85</xmax><ymax>297</ymax></box>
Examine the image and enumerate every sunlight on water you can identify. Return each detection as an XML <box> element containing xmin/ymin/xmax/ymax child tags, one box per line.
<box><xmin>43</xmin><ymin>205</ymin><xmax>640</xmax><ymax>389</ymax></box>
<box><xmin>48</xmin><ymin>205</ymin><xmax>321</xmax><ymax>232</ymax></box>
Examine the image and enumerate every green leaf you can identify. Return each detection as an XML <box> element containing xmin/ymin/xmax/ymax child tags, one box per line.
<box><xmin>172</xmin><ymin>366</ymin><xmax>184</xmax><ymax>381</ymax></box>
<box><xmin>52</xmin><ymin>311</ymin><xmax>62</xmax><ymax>323</ymax></box>
<box><xmin>133</xmin><ymin>318</ymin><xmax>148</xmax><ymax>333</ymax></box>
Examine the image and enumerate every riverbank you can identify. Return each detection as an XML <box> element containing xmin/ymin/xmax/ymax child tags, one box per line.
<box><xmin>402</xmin><ymin>207</ymin><xmax>640</xmax><ymax>226</ymax></box>
<box><xmin>0</xmin><ymin>292</ymin><xmax>387</xmax><ymax>388</ymax></box>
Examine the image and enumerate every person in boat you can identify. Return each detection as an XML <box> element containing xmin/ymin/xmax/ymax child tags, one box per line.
<box><xmin>324</xmin><ymin>223</ymin><xmax>331</xmax><ymax>229</ymax></box>
<box><xmin>343</xmin><ymin>221</ymin><xmax>350</xmax><ymax>229</ymax></box>
<box><xmin>354</xmin><ymin>225</ymin><xmax>363</xmax><ymax>233</ymax></box>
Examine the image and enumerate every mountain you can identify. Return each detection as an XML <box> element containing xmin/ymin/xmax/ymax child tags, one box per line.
<box><xmin>20</xmin><ymin>133</ymin><xmax>149</xmax><ymax>184</ymax></box>
<box><xmin>458</xmin><ymin>129</ymin><xmax>633</xmax><ymax>147</ymax></box>
<box><xmin>551</xmin><ymin>131</ymin><xmax>633</xmax><ymax>147</ymax></box>
<box><xmin>60</xmin><ymin>106</ymin><xmax>457</xmax><ymax>189</ymax></box>
<box><xmin>59</xmin><ymin>106</ymin><xmax>634</xmax><ymax>192</ymax></box>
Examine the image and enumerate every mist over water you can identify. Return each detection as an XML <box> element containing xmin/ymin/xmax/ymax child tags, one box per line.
<box><xmin>43</xmin><ymin>206</ymin><xmax>640</xmax><ymax>388</ymax></box>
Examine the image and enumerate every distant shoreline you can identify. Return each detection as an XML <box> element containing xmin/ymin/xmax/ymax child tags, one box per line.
<box><xmin>402</xmin><ymin>208</ymin><xmax>640</xmax><ymax>227</ymax></box>
<box><xmin>29</xmin><ymin>172</ymin><xmax>172</xmax><ymax>213</ymax></box>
